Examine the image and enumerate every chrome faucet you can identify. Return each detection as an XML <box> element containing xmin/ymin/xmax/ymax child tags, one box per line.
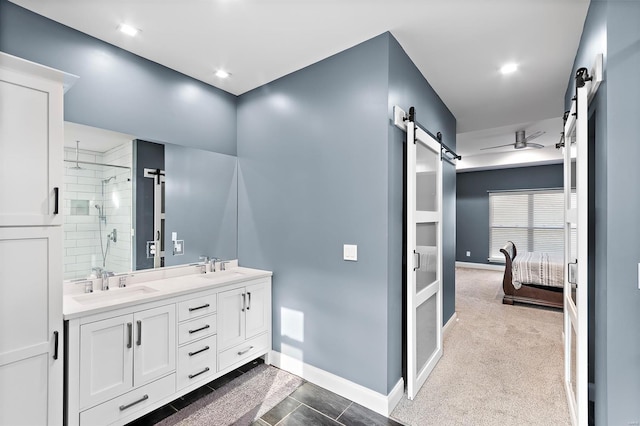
<box><xmin>210</xmin><ymin>257</ymin><xmax>221</xmax><ymax>272</ymax></box>
<box><xmin>219</xmin><ymin>260</ymin><xmax>231</xmax><ymax>271</ymax></box>
<box><xmin>101</xmin><ymin>270</ymin><xmax>114</xmax><ymax>291</ymax></box>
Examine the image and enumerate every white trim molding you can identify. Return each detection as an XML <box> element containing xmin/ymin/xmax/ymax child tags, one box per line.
<box><xmin>269</xmin><ymin>351</ymin><xmax>404</xmax><ymax>417</ymax></box>
<box><xmin>443</xmin><ymin>312</ymin><xmax>458</xmax><ymax>337</ymax></box>
<box><xmin>455</xmin><ymin>261</ymin><xmax>505</xmax><ymax>271</ymax></box>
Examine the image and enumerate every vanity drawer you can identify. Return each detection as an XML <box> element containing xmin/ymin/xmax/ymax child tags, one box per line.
<box><xmin>178</xmin><ymin>294</ymin><xmax>217</xmax><ymax>322</ymax></box>
<box><xmin>177</xmin><ymin>335</ymin><xmax>217</xmax><ymax>390</ymax></box>
<box><xmin>178</xmin><ymin>314</ymin><xmax>217</xmax><ymax>345</ymax></box>
<box><xmin>79</xmin><ymin>373</ymin><xmax>175</xmax><ymax>426</ymax></box>
<box><xmin>218</xmin><ymin>333</ymin><xmax>269</xmax><ymax>372</ymax></box>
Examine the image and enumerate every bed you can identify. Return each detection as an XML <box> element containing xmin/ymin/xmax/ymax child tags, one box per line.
<box><xmin>500</xmin><ymin>241</ymin><xmax>564</xmax><ymax>309</ymax></box>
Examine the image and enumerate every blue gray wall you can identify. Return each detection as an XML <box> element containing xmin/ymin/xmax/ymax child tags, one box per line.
<box><xmin>0</xmin><ymin>0</ymin><xmax>237</xmax><ymax>155</ymax></box>
<box><xmin>237</xmin><ymin>33</ymin><xmax>456</xmax><ymax>394</ymax></box>
<box><xmin>566</xmin><ymin>1</ymin><xmax>640</xmax><ymax>424</ymax></box>
<box><xmin>456</xmin><ymin>165</ymin><xmax>563</xmax><ymax>264</ymax></box>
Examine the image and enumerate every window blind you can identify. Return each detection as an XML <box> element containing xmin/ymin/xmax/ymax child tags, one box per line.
<box><xmin>489</xmin><ymin>189</ymin><xmax>574</xmax><ymax>261</ymax></box>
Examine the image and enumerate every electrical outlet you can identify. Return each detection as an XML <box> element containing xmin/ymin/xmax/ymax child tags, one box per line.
<box><xmin>466</xmin><ymin>251</ymin><xmax>471</xmax><ymax>257</ymax></box>
<box><xmin>344</xmin><ymin>244</ymin><xmax>358</xmax><ymax>261</ymax></box>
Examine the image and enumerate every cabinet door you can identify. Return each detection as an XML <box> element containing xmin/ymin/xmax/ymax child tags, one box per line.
<box><xmin>245</xmin><ymin>281</ymin><xmax>270</xmax><ymax>339</ymax></box>
<box><xmin>0</xmin><ymin>227</ymin><xmax>63</xmax><ymax>425</ymax></box>
<box><xmin>133</xmin><ymin>305</ymin><xmax>176</xmax><ymax>387</ymax></box>
<box><xmin>217</xmin><ymin>287</ymin><xmax>246</xmax><ymax>350</ymax></box>
<box><xmin>0</xmin><ymin>66</ymin><xmax>63</xmax><ymax>226</ymax></box>
<box><xmin>80</xmin><ymin>315</ymin><xmax>134</xmax><ymax>410</ymax></box>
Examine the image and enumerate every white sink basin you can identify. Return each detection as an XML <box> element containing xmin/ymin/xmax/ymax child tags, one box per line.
<box><xmin>72</xmin><ymin>286</ymin><xmax>158</xmax><ymax>305</ymax></box>
<box><xmin>199</xmin><ymin>270</ymin><xmax>245</xmax><ymax>280</ymax></box>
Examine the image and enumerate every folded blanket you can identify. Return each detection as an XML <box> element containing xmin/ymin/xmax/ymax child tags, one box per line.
<box><xmin>512</xmin><ymin>252</ymin><xmax>564</xmax><ymax>290</ymax></box>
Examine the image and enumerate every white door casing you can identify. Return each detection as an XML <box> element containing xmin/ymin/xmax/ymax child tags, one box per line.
<box><xmin>563</xmin><ymin>54</ymin><xmax>602</xmax><ymax>426</ymax></box>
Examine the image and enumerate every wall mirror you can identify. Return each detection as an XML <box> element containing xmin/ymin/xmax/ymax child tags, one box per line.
<box><xmin>63</xmin><ymin>122</ymin><xmax>238</xmax><ymax>280</ymax></box>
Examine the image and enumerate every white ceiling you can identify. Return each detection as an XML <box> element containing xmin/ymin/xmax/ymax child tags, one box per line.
<box><xmin>11</xmin><ymin>0</ymin><xmax>590</xmax><ymax>163</ymax></box>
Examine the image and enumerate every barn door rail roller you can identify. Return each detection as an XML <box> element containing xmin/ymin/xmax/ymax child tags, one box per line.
<box><xmin>393</xmin><ymin>105</ymin><xmax>461</xmax><ymax>163</ymax></box>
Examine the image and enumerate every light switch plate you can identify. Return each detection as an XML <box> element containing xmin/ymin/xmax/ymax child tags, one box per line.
<box><xmin>344</xmin><ymin>244</ymin><xmax>357</xmax><ymax>261</ymax></box>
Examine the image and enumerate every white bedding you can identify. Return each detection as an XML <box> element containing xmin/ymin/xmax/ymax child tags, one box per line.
<box><xmin>512</xmin><ymin>251</ymin><xmax>564</xmax><ymax>290</ymax></box>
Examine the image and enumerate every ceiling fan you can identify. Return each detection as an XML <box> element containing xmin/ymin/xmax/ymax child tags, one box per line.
<box><xmin>480</xmin><ymin>130</ymin><xmax>546</xmax><ymax>151</ymax></box>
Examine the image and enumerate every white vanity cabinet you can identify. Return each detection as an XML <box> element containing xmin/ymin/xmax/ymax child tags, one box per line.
<box><xmin>65</xmin><ymin>272</ymin><xmax>271</xmax><ymax>426</ymax></box>
<box><xmin>217</xmin><ymin>279</ymin><xmax>271</xmax><ymax>372</ymax></box>
<box><xmin>78</xmin><ymin>305</ymin><xmax>176</xmax><ymax>410</ymax></box>
<box><xmin>0</xmin><ymin>53</ymin><xmax>76</xmax><ymax>426</ymax></box>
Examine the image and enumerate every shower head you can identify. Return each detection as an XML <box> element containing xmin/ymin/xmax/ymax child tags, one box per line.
<box><xmin>94</xmin><ymin>204</ymin><xmax>101</xmax><ymax>209</ymax></box>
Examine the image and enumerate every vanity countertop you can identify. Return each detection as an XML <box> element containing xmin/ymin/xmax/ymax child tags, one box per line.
<box><xmin>63</xmin><ymin>266</ymin><xmax>272</xmax><ymax>320</ymax></box>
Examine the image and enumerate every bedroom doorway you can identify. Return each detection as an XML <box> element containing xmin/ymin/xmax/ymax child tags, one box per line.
<box><xmin>562</xmin><ymin>54</ymin><xmax>602</xmax><ymax>426</ymax></box>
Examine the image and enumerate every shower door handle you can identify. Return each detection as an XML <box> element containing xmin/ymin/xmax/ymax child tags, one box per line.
<box><xmin>156</xmin><ymin>231</ymin><xmax>160</xmax><ymax>241</ymax></box>
<box><xmin>53</xmin><ymin>187</ymin><xmax>59</xmax><ymax>215</ymax></box>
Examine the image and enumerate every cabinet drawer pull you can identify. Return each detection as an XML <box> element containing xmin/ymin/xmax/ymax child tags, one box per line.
<box><xmin>53</xmin><ymin>331</ymin><xmax>59</xmax><ymax>360</ymax></box>
<box><xmin>188</xmin><ymin>303</ymin><xmax>210</xmax><ymax>312</ymax></box>
<box><xmin>241</xmin><ymin>293</ymin><xmax>246</xmax><ymax>312</ymax></box>
<box><xmin>247</xmin><ymin>292</ymin><xmax>251</xmax><ymax>310</ymax></box>
<box><xmin>136</xmin><ymin>320</ymin><xmax>142</xmax><ymax>346</ymax></box>
<box><xmin>238</xmin><ymin>346</ymin><xmax>254</xmax><ymax>356</ymax></box>
<box><xmin>188</xmin><ymin>345</ymin><xmax>210</xmax><ymax>357</ymax></box>
<box><xmin>188</xmin><ymin>324</ymin><xmax>210</xmax><ymax>334</ymax></box>
<box><xmin>127</xmin><ymin>322</ymin><xmax>133</xmax><ymax>349</ymax></box>
<box><xmin>119</xmin><ymin>394</ymin><xmax>149</xmax><ymax>411</ymax></box>
<box><xmin>188</xmin><ymin>367</ymin><xmax>210</xmax><ymax>379</ymax></box>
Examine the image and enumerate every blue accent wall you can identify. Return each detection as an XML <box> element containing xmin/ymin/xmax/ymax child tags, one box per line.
<box><xmin>0</xmin><ymin>0</ymin><xmax>237</xmax><ymax>155</ymax></box>
<box><xmin>456</xmin><ymin>165</ymin><xmax>563</xmax><ymax>264</ymax></box>
<box><xmin>237</xmin><ymin>33</ymin><xmax>456</xmax><ymax>394</ymax></box>
<box><xmin>567</xmin><ymin>1</ymin><xmax>640</xmax><ymax>423</ymax></box>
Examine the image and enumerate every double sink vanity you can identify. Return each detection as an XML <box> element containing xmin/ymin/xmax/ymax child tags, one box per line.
<box><xmin>64</xmin><ymin>262</ymin><xmax>272</xmax><ymax>426</ymax></box>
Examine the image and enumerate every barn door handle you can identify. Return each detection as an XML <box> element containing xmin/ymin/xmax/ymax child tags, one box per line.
<box><xmin>568</xmin><ymin>260</ymin><xmax>578</xmax><ymax>286</ymax></box>
<box><xmin>414</xmin><ymin>250</ymin><xmax>421</xmax><ymax>271</ymax></box>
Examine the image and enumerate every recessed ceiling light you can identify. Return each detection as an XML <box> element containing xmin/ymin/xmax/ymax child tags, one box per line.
<box><xmin>118</xmin><ymin>24</ymin><xmax>139</xmax><ymax>37</ymax></box>
<box><xmin>500</xmin><ymin>63</ymin><xmax>518</xmax><ymax>75</ymax></box>
<box><xmin>215</xmin><ymin>69</ymin><xmax>231</xmax><ymax>79</ymax></box>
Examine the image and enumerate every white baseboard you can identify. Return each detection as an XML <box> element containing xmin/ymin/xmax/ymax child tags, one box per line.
<box><xmin>443</xmin><ymin>312</ymin><xmax>458</xmax><ymax>336</ymax></box>
<box><xmin>456</xmin><ymin>261</ymin><xmax>504</xmax><ymax>271</ymax></box>
<box><xmin>270</xmin><ymin>351</ymin><xmax>404</xmax><ymax>417</ymax></box>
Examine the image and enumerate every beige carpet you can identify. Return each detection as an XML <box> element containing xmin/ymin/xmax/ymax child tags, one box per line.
<box><xmin>391</xmin><ymin>267</ymin><xmax>571</xmax><ymax>426</ymax></box>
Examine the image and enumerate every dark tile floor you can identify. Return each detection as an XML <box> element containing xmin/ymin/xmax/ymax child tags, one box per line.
<box><xmin>253</xmin><ymin>382</ymin><xmax>404</xmax><ymax>426</ymax></box>
<box><xmin>126</xmin><ymin>359</ymin><xmax>404</xmax><ymax>426</ymax></box>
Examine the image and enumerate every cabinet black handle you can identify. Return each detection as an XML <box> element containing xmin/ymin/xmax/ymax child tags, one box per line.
<box><xmin>127</xmin><ymin>322</ymin><xmax>133</xmax><ymax>349</ymax></box>
<box><xmin>53</xmin><ymin>331</ymin><xmax>59</xmax><ymax>360</ymax></box>
<box><xmin>136</xmin><ymin>320</ymin><xmax>142</xmax><ymax>346</ymax></box>
<box><xmin>188</xmin><ymin>367</ymin><xmax>210</xmax><ymax>379</ymax></box>
<box><xmin>53</xmin><ymin>187</ymin><xmax>59</xmax><ymax>215</ymax></box>
<box><xmin>188</xmin><ymin>303</ymin><xmax>210</xmax><ymax>312</ymax></box>
<box><xmin>241</xmin><ymin>293</ymin><xmax>246</xmax><ymax>312</ymax></box>
<box><xmin>188</xmin><ymin>345</ymin><xmax>210</xmax><ymax>357</ymax></box>
<box><xmin>188</xmin><ymin>324</ymin><xmax>210</xmax><ymax>334</ymax></box>
<box><xmin>119</xmin><ymin>394</ymin><xmax>149</xmax><ymax>411</ymax></box>
<box><xmin>247</xmin><ymin>292</ymin><xmax>251</xmax><ymax>310</ymax></box>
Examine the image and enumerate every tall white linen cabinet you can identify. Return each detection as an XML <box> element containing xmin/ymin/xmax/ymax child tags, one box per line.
<box><xmin>0</xmin><ymin>52</ymin><xmax>76</xmax><ymax>425</ymax></box>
